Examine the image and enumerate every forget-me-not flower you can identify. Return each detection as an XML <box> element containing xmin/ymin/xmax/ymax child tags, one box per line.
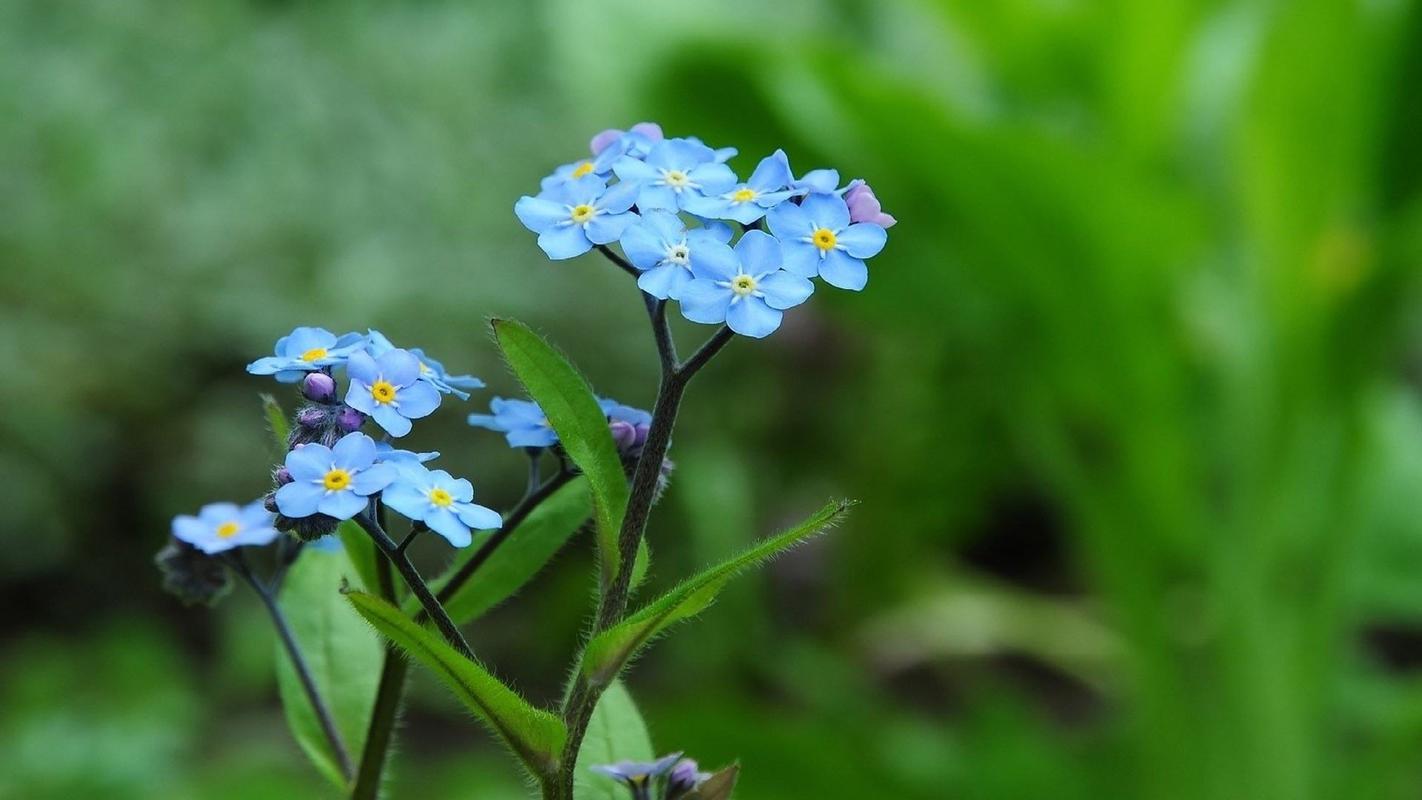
<box><xmin>275</xmin><ymin>432</ymin><xmax>398</xmax><ymax>520</ymax></box>
<box><xmin>540</xmin><ymin>145</ymin><xmax>625</xmax><ymax>192</ymax></box>
<box><xmin>172</xmin><ymin>500</ymin><xmax>280</xmax><ymax>555</ymax></box>
<box><xmin>590</xmin><ymin>753</ymin><xmax>683</xmax><ymax>796</ymax></box>
<box><xmin>247</xmin><ymin>327</ymin><xmax>366</xmax><ymax>383</ymax></box>
<box><xmin>381</xmin><ymin>462</ymin><xmax>502</xmax><ymax>548</ymax></box>
<box><xmin>682</xmin><ymin>150</ymin><xmax>802</xmax><ymax>225</ymax></box>
<box><xmin>767</xmin><ymin>192</ymin><xmax>888</xmax><ymax>291</ymax></box>
<box><xmin>612</xmin><ymin>139</ymin><xmax>737</xmax><ymax>212</ymax></box>
<box><xmin>365</xmin><ymin>330</ymin><xmax>484</xmax><ymax>400</ymax></box>
<box><xmin>619</xmin><ymin>210</ymin><xmax>738</xmax><ymax>300</ymax></box>
<box><xmin>515</xmin><ymin>177</ymin><xmax>640</xmax><ymax>260</ymax></box>
<box><xmin>590</xmin><ymin>121</ymin><xmax>664</xmax><ymax>160</ymax></box>
<box><xmin>344</xmin><ymin>349</ymin><xmax>442</xmax><ymax>437</ymax></box>
<box><xmin>679</xmin><ymin>230</ymin><xmax>815</xmax><ymax>338</ymax></box>
<box><xmin>468</xmin><ymin>397</ymin><xmax>556</xmax><ymax>448</ymax></box>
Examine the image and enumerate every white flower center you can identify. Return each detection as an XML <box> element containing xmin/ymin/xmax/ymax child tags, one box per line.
<box><xmin>664</xmin><ymin>240</ymin><xmax>691</xmax><ymax>267</ymax></box>
<box><xmin>661</xmin><ymin>169</ymin><xmax>693</xmax><ymax>191</ymax></box>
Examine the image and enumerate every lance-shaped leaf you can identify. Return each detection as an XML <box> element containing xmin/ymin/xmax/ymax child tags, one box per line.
<box><xmin>261</xmin><ymin>393</ymin><xmax>289</xmax><ymax>452</ymax></box>
<box><xmin>491</xmin><ymin>319</ymin><xmax>629</xmax><ymax>584</ymax></box>
<box><xmin>573</xmin><ymin>680</ymin><xmax>654</xmax><ymax>800</ymax></box>
<box><xmin>414</xmin><ymin>478</ymin><xmax>592</xmax><ymax>624</ymax></box>
<box><xmin>345</xmin><ymin>589</ymin><xmax>566</xmax><ymax>779</ymax></box>
<box><xmin>580</xmin><ymin>499</ymin><xmax>853</xmax><ymax>688</ymax></box>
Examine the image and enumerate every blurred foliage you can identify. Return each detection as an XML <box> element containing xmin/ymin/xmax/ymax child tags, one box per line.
<box><xmin>5</xmin><ymin>0</ymin><xmax>1422</xmax><ymax>798</ymax></box>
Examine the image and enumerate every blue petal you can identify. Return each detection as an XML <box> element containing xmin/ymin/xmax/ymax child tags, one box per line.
<box><xmin>746</xmin><ymin>150</ymin><xmax>792</xmax><ymax>192</ymax></box>
<box><xmin>276</xmin><ymin>481</ymin><xmax>325</xmax><ymax>518</ymax></box>
<box><xmin>381</xmin><ymin>482</ymin><xmax>430</xmax><ymax>521</ymax></box>
<box><xmin>819</xmin><ymin>249</ymin><xmax>869</xmax><ymax>291</ymax></box>
<box><xmin>491</xmin><ymin>397</ymin><xmax>545</xmax><ymax>423</ymax></box>
<box><xmin>766</xmin><ymin>200</ymin><xmax>811</xmax><ymax>241</ymax></box>
<box><xmin>734</xmin><ymin>230</ymin><xmax>783</xmax><ymax>274</ymax></box>
<box><xmin>689</xmin><ymin>162</ymin><xmax>737</xmax><ymax>195</ymax></box>
<box><xmin>679</xmin><ymin>193</ymin><xmax>729</xmax><ymax>220</ymax></box>
<box><xmin>364</xmin><ymin>330</ymin><xmax>396</xmax><ymax>355</ymax></box>
<box><xmin>345</xmin><ymin>382</ymin><xmax>377</xmax><ymax>415</ymax></box>
<box><xmin>689</xmin><ymin>239</ymin><xmax>739</xmax><ymax>282</ymax></box>
<box><xmin>455</xmin><ymin>502</ymin><xmax>503</xmax><ymax>531</ymax></box>
<box><xmin>836</xmin><ymin>223</ymin><xmax>888</xmax><ymax>258</ymax></box>
<box><xmin>598</xmin><ymin>181</ymin><xmax>640</xmax><ymax>214</ymax></box>
<box><xmin>637</xmin><ymin>265</ymin><xmax>691</xmax><ymax>300</ymax></box>
<box><xmin>396</xmin><ymin>380</ymin><xmax>441</xmax><ymax>419</ymax></box>
<box><xmin>562</xmin><ymin>175</ymin><xmax>607</xmax><ymax>206</ymax></box>
<box><xmin>468</xmin><ymin>413</ymin><xmax>508</xmax><ymax>432</ymax></box>
<box><xmin>445</xmin><ymin>476</ymin><xmax>475</xmax><ymax>503</ymax></box>
<box><xmin>353</xmin><ymin>462</ymin><xmax>398</xmax><ymax>495</ymax></box>
<box><xmin>613</xmin><ymin>156</ymin><xmax>655</xmax><ymax>184</ymax></box>
<box><xmin>372</xmin><ymin>404</ymin><xmax>414</xmax><ymax>437</ymax></box>
<box><xmin>377</xmin><ymin>350</ymin><xmax>421</xmax><ymax>387</ymax></box>
<box><xmin>346</xmin><ymin>350</ymin><xmax>380</xmax><ymax>385</ymax></box>
<box><xmin>757</xmin><ymin>272</ymin><xmax>815</xmax><ymax>310</ymax></box>
<box><xmin>286</xmin><ymin>443</ymin><xmax>333</xmax><ymax>481</ymax></box>
<box><xmin>622</xmin><ymin>218</ymin><xmax>672</xmax><ymax>270</ymax></box>
<box><xmin>507</xmin><ymin>426</ymin><xmax>558</xmax><ymax>448</ymax></box>
<box><xmin>425</xmin><ymin>508</ymin><xmax>472</xmax><ymax>547</ymax></box>
<box><xmin>284</xmin><ymin>327</ymin><xmax>337</xmax><ymax>357</ymax></box>
<box><xmin>635</xmin><ymin>184</ymin><xmax>679</xmax><ymax>211</ymax></box>
<box><xmin>171</xmin><ymin>515</ymin><xmax>208</xmax><ymax>546</ymax></box>
<box><xmin>239</xmin><ymin>501</ymin><xmax>275</xmax><ymax>528</ymax></box>
<box><xmin>794</xmin><ymin>168</ymin><xmax>840</xmax><ymax>194</ymax></box>
<box><xmin>514</xmin><ymin>196</ymin><xmax>566</xmax><ymax>233</ymax></box>
<box><xmin>246</xmin><ymin>356</ymin><xmax>290</xmax><ymax>376</ymax></box>
<box><xmin>678</xmin><ymin>280</ymin><xmax>732</xmax><ymax>324</ymax></box>
<box><xmin>779</xmin><ymin>240</ymin><xmax>822</xmax><ymax>279</ymax></box>
<box><xmin>726</xmin><ymin>297</ymin><xmax>784</xmax><ymax>338</ymax></box>
<box><xmin>318</xmin><ymin>489</ymin><xmax>368</xmax><ymax>521</ymax></box>
<box><xmin>798</xmin><ymin>193</ymin><xmax>851</xmax><ymax>231</ymax></box>
<box><xmin>331</xmin><ymin>432</ymin><xmax>376</xmax><ymax>470</ymax></box>
<box><xmin>586</xmin><ymin>212</ymin><xmax>638</xmax><ymax>246</ymax></box>
<box><xmin>694</xmin><ymin>221</ymin><xmax>734</xmax><ymax>243</ymax></box>
<box><xmin>538</xmin><ymin>225</ymin><xmax>593</xmax><ymax>260</ymax></box>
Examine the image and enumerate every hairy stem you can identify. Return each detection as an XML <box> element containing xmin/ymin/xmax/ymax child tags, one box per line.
<box><xmin>354</xmin><ymin>511</ymin><xmax>473</xmax><ymax>658</ymax></box>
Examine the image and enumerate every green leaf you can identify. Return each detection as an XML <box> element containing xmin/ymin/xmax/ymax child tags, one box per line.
<box><xmin>686</xmin><ymin>764</ymin><xmax>740</xmax><ymax>800</ymax></box>
<box><xmin>580</xmin><ymin>500</ymin><xmax>853</xmax><ymax>688</ymax></box>
<box><xmin>261</xmin><ymin>393</ymin><xmax>289</xmax><ymax>454</ymax></box>
<box><xmin>492</xmin><ymin>319</ymin><xmax>629</xmax><ymax>584</ymax></box>
<box><xmin>417</xmin><ymin>478</ymin><xmax>591</xmax><ymax>624</ymax></box>
<box><xmin>275</xmin><ymin>546</ymin><xmax>383</xmax><ymax>789</ymax></box>
<box><xmin>573</xmin><ymin>680</ymin><xmax>655</xmax><ymax>800</ymax></box>
<box><xmin>345</xmin><ymin>589</ymin><xmax>566</xmax><ymax>779</ymax></box>
<box><xmin>337</xmin><ymin>519</ymin><xmax>381</xmax><ymax>597</ymax></box>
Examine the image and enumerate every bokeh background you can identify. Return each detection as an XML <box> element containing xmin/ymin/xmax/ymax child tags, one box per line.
<box><xmin>5</xmin><ymin>0</ymin><xmax>1422</xmax><ymax>798</ymax></box>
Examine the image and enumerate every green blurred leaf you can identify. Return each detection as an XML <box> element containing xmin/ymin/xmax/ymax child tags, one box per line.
<box><xmin>419</xmin><ymin>479</ymin><xmax>592</xmax><ymax>624</ymax></box>
<box><xmin>275</xmin><ymin>546</ymin><xmax>382</xmax><ymax>789</ymax></box>
<box><xmin>337</xmin><ymin>520</ymin><xmax>381</xmax><ymax>598</ymax></box>
<box><xmin>580</xmin><ymin>500</ymin><xmax>853</xmax><ymax>688</ymax></box>
<box><xmin>260</xmin><ymin>393</ymin><xmax>288</xmax><ymax>454</ymax></box>
<box><xmin>345</xmin><ymin>589</ymin><xmax>566</xmax><ymax>779</ymax></box>
<box><xmin>686</xmin><ymin>764</ymin><xmax>740</xmax><ymax>800</ymax></box>
<box><xmin>492</xmin><ymin>318</ymin><xmax>629</xmax><ymax>585</ymax></box>
<box><xmin>573</xmin><ymin>680</ymin><xmax>654</xmax><ymax>800</ymax></box>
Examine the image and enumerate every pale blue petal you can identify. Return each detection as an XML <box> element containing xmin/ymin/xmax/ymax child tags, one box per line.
<box><xmin>586</xmin><ymin>212</ymin><xmax>637</xmax><ymax>245</ymax></box>
<box><xmin>346</xmin><ymin>350</ymin><xmax>380</xmax><ymax>385</ymax></box>
<box><xmin>171</xmin><ymin>515</ymin><xmax>208</xmax><ymax>545</ymax></box>
<box><xmin>726</xmin><ymin>298</ymin><xmax>783</xmax><ymax>338</ymax></box>
<box><xmin>319</xmin><ymin>489</ymin><xmax>368</xmax><ymax>521</ymax></box>
<box><xmin>447</xmin><ymin>477</ymin><xmax>475</xmax><ymax>503</ymax></box>
<box><xmin>246</xmin><ymin>356</ymin><xmax>288</xmax><ymax>375</ymax></box>
<box><xmin>538</xmin><ymin>225</ymin><xmax>593</xmax><ymax>260</ymax></box>
<box><xmin>766</xmin><ymin>201</ymin><xmax>811</xmax><ymax>241</ymax></box>
<box><xmin>352</xmin><ymin>462</ymin><xmax>398</xmax><ymax>495</ymax></box>
<box><xmin>276</xmin><ymin>481</ymin><xmax>325</xmax><ymax>518</ymax></box>
<box><xmin>734</xmin><ymin>230</ymin><xmax>782</xmax><ymax>274</ymax></box>
<box><xmin>372</xmin><ymin>405</ymin><xmax>413</xmax><ymax>437</ymax></box>
<box><xmin>799</xmin><ymin>193</ymin><xmax>851</xmax><ymax>230</ymax></box>
<box><xmin>455</xmin><ymin>502</ymin><xmax>503</xmax><ymax>531</ymax></box>
<box><xmin>514</xmin><ymin>196</ymin><xmax>567</xmax><ymax>233</ymax></box>
<box><xmin>780</xmin><ymin>240</ymin><xmax>822</xmax><ymax>278</ymax></box>
<box><xmin>636</xmin><ymin>184</ymin><xmax>678</xmax><ymax>211</ymax></box>
<box><xmin>622</xmin><ymin>220</ymin><xmax>671</xmax><ymax>270</ymax></box>
<box><xmin>746</xmin><ymin>150</ymin><xmax>792</xmax><ymax>192</ymax></box>
<box><xmin>819</xmin><ymin>250</ymin><xmax>869</xmax><ymax>291</ymax></box>
<box><xmin>396</xmin><ymin>380</ymin><xmax>441</xmax><ymax>419</ymax></box>
<box><xmin>680</xmin><ymin>193</ymin><xmax>728</xmax><ymax>219</ymax></box>
<box><xmin>613</xmin><ymin>156</ymin><xmax>655</xmax><ymax>183</ymax></box>
<box><xmin>688</xmin><ymin>162</ymin><xmax>737</xmax><ymax>194</ymax></box>
<box><xmin>694</xmin><ymin>221</ymin><xmax>733</xmax><ymax>243</ymax></box>
<box><xmin>637</xmin><ymin>265</ymin><xmax>689</xmax><ymax>300</ymax></box>
<box><xmin>331</xmin><ymin>432</ymin><xmax>376</xmax><ymax>470</ymax></box>
<box><xmin>562</xmin><ymin>175</ymin><xmax>607</xmax><ymax>206</ymax></box>
<box><xmin>344</xmin><ymin>381</ymin><xmax>377</xmax><ymax>415</ymax></box>
<box><xmin>381</xmin><ymin>482</ymin><xmax>429</xmax><ymax>521</ymax></box>
<box><xmin>757</xmin><ymin>272</ymin><xmax>816</xmax><ymax>310</ymax></box>
<box><xmin>286</xmin><ymin>444</ymin><xmax>333</xmax><ymax>481</ymax></box>
<box><xmin>284</xmin><ymin>327</ymin><xmax>337</xmax><ymax>357</ymax></box>
<box><xmin>377</xmin><ymin>350</ymin><xmax>421</xmax><ymax>387</ymax></box>
<box><xmin>794</xmin><ymin>168</ymin><xmax>840</xmax><ymax>194</ymax></box>
<box><xmin>467</xmin><ymin>413</ymin><xmax>506</xmax><ymax>432</ymax></box>
<box><xmin>426</xmin><ymin>508</ymin><xmax>472</xmax><ymax>547</ymax></box>
<box><xmin>598</xmin><ymin>181</ymin><xmax>640</xmax><ymax>214</ymax></box>
<box><xmin>689</xmin><ymin>239</ymin><xmax>739</xmax><ymax>282</ymax></box>
<box><xmin>836</xmin><ymin>223</ymin><xmax>888</xmax><ymax>258</ymax></box>
<box><xmin>679</xmin><ymin>281</ymin><xmax>732</xmax><ymax>324</ymax></box>
<box><xmin>507</xmin><ymin>426</ymin><xmax>558</xmax><ymax>448</ymax></box>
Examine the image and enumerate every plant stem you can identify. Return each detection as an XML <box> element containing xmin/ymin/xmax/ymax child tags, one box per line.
<box><xmin>354</xmin><ymin>511</ymin><xmax>473</xmax><ymax>658</ymax></box>
<box><xmin>228</xmin><ymin>551</ymin><xmax>353</xmax><ymax>783</ymax></box>
<box><xmin>351</xmin><ymin>545</ymin><xmax>402</xmax><ymax>800</ymax></box>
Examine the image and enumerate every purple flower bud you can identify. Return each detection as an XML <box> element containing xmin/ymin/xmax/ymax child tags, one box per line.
<box><xmin>334</xmin><ymin>405</ymin><xmax>366</xmax><ymax>433</ymax></box>
<box><xmin>666</xmin><ymin>758</ymin><xmax>707</xmax><ymax>799</ymax></box>
<box><xmin>589</xmin><ymin>128</ymin><xmax>622</xmax><ymax>155</ymax></box>
<box><xmin>301</xmin><ymin>372</ymin><xmax>337</xmax><ymax>403</ymax></box>
<box><xmin>609</xmin><ymin>420</ymin><xmax>638</xmax><ymax>451</ymax></box>
<box><xmin>296</xmin><ymin>406</ymin><xmax>327</xmax><ymax>429</ymax></box>
<box><xmin>844</xmin><ymin>180</ymin><xmax>897</xmax><ymax>228</ymax></box>
<box><xmin>263</xmin><ymin>492</ymin><xmax>279</xmax><ymax>513</ymax></box>
<box><xmin>633</xmin><ymin>423</ymin><xmax>650</xmax><ymax>448</ymax></box>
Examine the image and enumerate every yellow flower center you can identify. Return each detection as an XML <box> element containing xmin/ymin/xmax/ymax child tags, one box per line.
<box><xmin>731</xmin><ymin>274</ymin><xmax>758</xmax><ymax>296</ymax></box>
<box><xmin>323</xmin><ymin>468</ymin><xmax>352</xmax><ymax>491</ymax></box>
<box><xmin>216</xmin><ymin>521</ymin><xmax>240</xmax><ymax>538</ymax></box>
<box><xmin>300</xmin><ymin>347</ymin><xmax>328</xmax><ymax>362</ymax></box>
<box><xmin>664</xmin><ymin>169</ymin><xmax>690</xmax><ymax>187</ymax></box>
<box><xmin>570</xmin><ymin>204</ymin><xmax>596</xmax><ymax>224</ymax></box>
<box><xmin>812</xmin><ymin>228</ymin><xmax>837</xmax><ymax>251</ymax></box>
<box><xmin>370</xmin><ymin>380</ymin><xmax>397</xmax><ymax>404</ymax></box>
<box><xmin>731</xmin><ymin>188</ymin><xmax>757</xmax><ymax>203</ymax></box>
<box><xmin>570</xmin><ymin>161</ymin><xmax>595</xmax><ymax>179</ymax></box>
<box><xmin>429</xmin><ymin>488</ymin><xmax>454</xmax><ymax>507</ymax></box>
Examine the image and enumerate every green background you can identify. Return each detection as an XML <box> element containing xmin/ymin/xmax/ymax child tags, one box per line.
<box><xmin>5</xmin><ymin>0</ymin><xmax>1422</xmax><ymax>797</ymax></box>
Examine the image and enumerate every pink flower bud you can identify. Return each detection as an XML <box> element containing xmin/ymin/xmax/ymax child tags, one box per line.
<box><xmin>844</xmin><ymin>181</ymin><xmax>897</xmax><ymax>228</ymax></box>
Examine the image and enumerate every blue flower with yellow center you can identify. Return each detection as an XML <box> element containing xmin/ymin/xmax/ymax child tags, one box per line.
<box><xmin>540</xmin><ymin>145</ymin><xmax>624</xmax><ymax>192</ymax></box>
<box><xmin>171</xmin><ymin>500</ymin><xmax>279</xmax><ymax>555</ymax></box>
<box><xmin>678</xmin><ymin>230</ymin><xmax>815</xmax><ymax>338</ymax></box>
<box><xmin>365</xmin><ymin>329</ymin><xmax>484</xmax><ymax>400</ymax></box>
<box><xmin>767</xmin><ymin>193</ymin><xmax>888</xmax><ymax>291</ymax></box>
<box><xmin>382</xmin><ymin>462</ymin><xmax>502</xmax><ymax>548</ymax></box>
<box><xmin>274</xmin><ymin>432</ymin><xmax>398</xmax><ymax>520</ymax></box>
<box><xmin>246</xmin><ymin>326</ymin><xmax>366</xmax><ymax>383</ymax></box>
<box><xmin>612</xmin><ymin>138</ymin><xmax>737</xmax><ymax>212</ymax></box>
<box><xmin>344</xmin><ymin>349</ymin><xmax>442</xmax><ymax>437</ymax></box>
<box><xmin>515</xmin><ymin>176</ymin><xmax>640</xmax><ymax>260</ymax></box>
<box><xmin>682</xmin><ymin>150</ymin><xmax>802</xmax><ymax>225</ymax></box>
<box><xmin>619</xmin><ymin>210</ymin><xmax>737</xmax><ymax>301</ymax></box>
<box><xmin>589</xmin><ymin>753</ymin><xmax>683</xmax><ymax>799</ymax></box>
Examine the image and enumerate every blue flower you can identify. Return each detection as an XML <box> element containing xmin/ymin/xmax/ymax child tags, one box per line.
<box><xmin>247</xmin><ymin>327</ymin><xmax>366</xmax><ymax>383</ymax></box>
<box><xmin>600</xmin><ymin>397</ymin><xmax>651</xmax><ymax>427</ymax></box>
<box><xmin>767</xmin><ymin>193</ymin><xmax>888</xmax><ymax>291</ymax></box>
<box><xmin>344</xmin><ymin>349</ymin><xmax>442</xmax><ymax>437</ymax></box>
<box><xmin>590</xmin><ymin>753</ymin><xmax>683</xmax><ymax>796</ymax></box>
<box><xmin>590</xmin><ymin>122</ymin><xmax>664</xmax><ymax>160</ymax></box>
<box><xmin>274</xmin><ymin>432</ymin><xmax>398</xmax><ymax>520</ymax></box>
<box><xmin>381</xmin><ymin>462</ymin><xmax>502</xmax><ymax>548</ymax></box>
<box><xmin>515</xmin><ymin>177</ymin><xmax>640</xmax><ymax>260</ymax></box>
<box><xmin>540</xmin><ymin>146</ymin><xmax>624</xmax><ymax>192</ymax></box>
<box><xmin>366</xmin><ymin>329</ymin><xmax>485</xmax><ymax>400</ymax></box>
<box><xmin>678</xmin><ymin>230</ymin><xmax>815</xmax><ymax>338</ymax></box>
<box><xmin>612</xmin><ymin>139</ymin><xmax>737</xmax><ymax>212</ymax></box>
<box><xmin>468</xmin><ymin>397</ymin><xmax>556</xmax><ymax>448</ymax></box>
<box><xmin>619</xmin><ymin>210</ymin><xmax>738</xmax><ymax>300</ymax></box>
<box><xmin>172</xmin><ymin>500</ymin><xmax>280</xmax><ymax>555</ymax></box>
<box><xmin>682</xmin><ymin>150</ymin><xmax>803</xmax><ymax>225</ymax></box>
<box><xmin>374</xmin><ymin>441</ymin><xmax>440</xmax><ymax>465</ymax></box>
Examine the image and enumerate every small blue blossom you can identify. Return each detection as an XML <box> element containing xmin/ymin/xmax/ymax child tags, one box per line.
<box><xmin>600</xmin><ymin>397</ymin><xmax>652</xmax><ymax>427</ymax></box>
<box><xmin>590</xmin><ymin>122</ymin><xmax>664</xmax><ymax>160</ymax></box>
<box><xmin>374</xmin><ymin>441</ymin><xmax>440</xmax><ymax>465</ymax></box>
<box><xmin>619</xmin><ymin>210</ymin><xmax>738</xmax><ymax>300</ymax></box>
<box><xmin>366</xmin><ymin>330</ymin><xmax>485</xmax><ymax>400</ymax></box>
<box><xmin>172</xmin><ymin>500</ymin><xmax>279</xmax><ymax>555</ymax></box>
<box><xmin>540</xmin><ymin>146</ymin><xmax>624</xmax><ymax>192</ymax></box>
<box><xmin>678</xmin><ymin>230</ymin><xmax>815</xmax><ymax>338</ymax></box>
<box><xmin>381</xmin><ymin>462</ymin><xmax>502</xmax><ymax>548</ymax></box>
<box><xmin>344</xmin><ymin>349</ymin><xmax>442</xmax><ymax>437</ymax></box>
<box><xmin>275</xmin><ymin>432</ymin><xmax>398</xmax><ymax>520</ymax></box>
<box><xmin>590</xmin><ymin>753</ymin><xmax>683</xmax><ymax>797</ymax></box>
<box><xmin>682</xmin><ymin>150</ymin><xmax>803</xmax><ymax>225</ymax></box>
<box><xmin>767</xmin><ymin>193</ymin><xmax>888</xmax><ymax>291</ymax></box>
<box><xmin>467</xmin><ymin>397</ymin><xmax>555</xmax><ymax>448</ymax></box>
<box><xmin>612</xmin><ymin>139</ymin><xmax>737</xmax><ymax>212</ymax></box>
<box><xmin>247</xmin><ymin>327</ymin><xmax>366</xmax><ymax>383</ymax></box>
<box><xmin>516</xmin><ymin>177</ymin><xmax>641</xmax><ymax>260</ymax></box>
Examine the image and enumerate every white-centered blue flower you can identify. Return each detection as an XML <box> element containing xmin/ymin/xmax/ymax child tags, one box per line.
<box><xmin>381</xmin><ymin>462</ymin><xmax>502</xmax><ymax>548</ymax></box>
<box><xmin>515</xmin><ymin>176</ymin><xmax>640</xmax><ymax>260</ymax></box>
<box><xmin>365</xmin><ymin>329</ymin><xmax>484</xmax><ymax>400</ymax></box>
<box><xmin>678</xmin><ymin>230</ymin><xmax>815</xmax><ymax>338</ymax></box>
<box><xmin>619</xmin><ymin>210</ymin><xmax>737</xmax><ymax>301</ymax></box>
<box><xmin>767</xmin><ymin>193</ymin><xmax>888</xmax><ymax>291</ymax></box>
<box><xmin>172</xmin><ymin>500</ymin><xmax>279</xmax><ymax>555</ymax></box>
<box><xmin>344</xmin><ymin>349</ymin><xmax>442</xmax><ymax>437</ymax></box>
<box><xmin>612</xmin><ymin>138</ymin><xmax>737</xmax><ymax>212</ymax></box>
<box><xmin>246</xmin><ymin>326</ymin><xmax>366</xmax><ymax>383</ymax></box>
<box><xmin>682</xmin><ymin>150</ymin><xmax>803</xmax><ymax>225</ymax></box>
<box><xmin>275</xmin><ymin>432</ymin><xmax>398</xmax><ymax>520</ymax></box>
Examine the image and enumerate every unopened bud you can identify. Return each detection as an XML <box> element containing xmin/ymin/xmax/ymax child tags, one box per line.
<box><xmin>633</xmin><ymin>423</ymin><xmax>650</xmax><ymax>448</ymax></box>
<box><xmin>609</xmin><ymin>420</ymin><xmax>638</xmax><ymax>451</ymax></box>
<box><xmin>155</xmin><ymin>539</ymin><xmax>232</xmax><ymax>607</ymax></box>
<box><xmin>296</xmin><ymin>406</ymin><xmax>327</xmax><ymax>429</ymax></box>
<box><xmin>334</xmin><ymin>405</ymin><xmax>366</xmax><ymax>433</ymax></box>
<box><xmin>844</xmin><ymin>181</ymin><xmax>897</xmax><ymax>228</ymax></box>
<box><xmin>301</xmin><ymin>372</ymin><xmax>337</xmax><ymax>403</ymax></box>
<box><xmin>273</xmin><ymin>466</ymin><xmax>292</xmax><ymax>486</ymax></box>
<box><xmin>666</xmin><ymin>759</ymin><xmax>706</xmax><ymax>799</ymax></box>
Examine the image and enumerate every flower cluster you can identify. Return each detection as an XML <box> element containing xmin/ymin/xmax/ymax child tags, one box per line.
<box><xmin>515</xmin><ymin>122</ymin><xmax>894</xmax><ymax>338</ymax></box>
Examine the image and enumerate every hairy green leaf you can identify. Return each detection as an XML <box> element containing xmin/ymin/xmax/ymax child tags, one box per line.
<box><xmin>345</xmin><ymin>589</ymin><xmax>566</xmax><ymax>778</ymax></box>
<box><xmin>581</xmin><ymin>500</ymin><xmax>853</xmax><ymax>688</ymax></box>
<box><xmin>337</xmin><ymin>520</ymin><xmax>381</xmax><ymax>598</ymax></box>
<box><xmin>261</xmin><ymin>393</ymin><xmax>289</xmax><ymax>454</ymax></box>
<box><xmin>491</xmin><ymin>319</ymin><xmax>629</xmax><ymax>584</ymax></box>
<box><xmin>573</xmin><ymin>681</ymin><xmax>654</xmax><ymax>800</ymax></box>
<box><xmin>275</xmin><ymin>546</ymin><xmax>382</xmax><ymax>788</ymax></box>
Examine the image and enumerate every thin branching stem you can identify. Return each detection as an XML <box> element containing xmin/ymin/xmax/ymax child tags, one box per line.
<box><xmin>353</xmin><ymin>510</ymin><xmax>473</xmax><ymax>658</ymax></box>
